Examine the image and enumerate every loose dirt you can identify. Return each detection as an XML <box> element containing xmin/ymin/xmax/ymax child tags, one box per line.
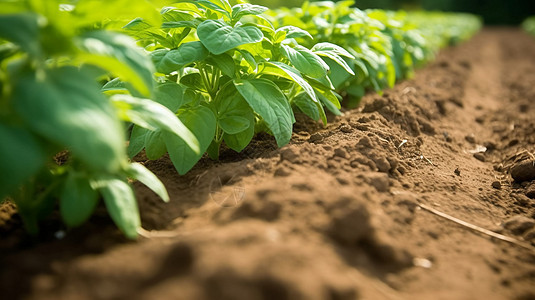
<box><xmin>1</xmin><ymin>28</ymin><xmax>535</xmax><ymax>300</ymax></box>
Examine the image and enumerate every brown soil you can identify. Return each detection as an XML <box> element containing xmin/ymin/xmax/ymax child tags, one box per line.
<box><xmin>1</xmin><ymin>28</ymin><xmax>535</xmax><ymax>300</ymax></box>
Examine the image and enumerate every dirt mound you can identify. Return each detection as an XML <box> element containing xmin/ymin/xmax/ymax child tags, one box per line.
<box><xmin>1</xmin><ymin>28</ymin><xmax>535</xmax><ymax>300</ymax></box>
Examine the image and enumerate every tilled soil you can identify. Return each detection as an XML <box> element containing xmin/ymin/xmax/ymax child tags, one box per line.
<box><xmin>1</xmin><ymin>28</ymin><xmax>535</xmax><ymax>300</ymax></box>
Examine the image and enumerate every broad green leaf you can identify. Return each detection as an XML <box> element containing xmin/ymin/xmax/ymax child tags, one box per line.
<box><xmin>144</xmin><ymin>130</ymin><xmax>167</xmax><ymax>160</ymax></box>
<box><xmin>0</xmin><ymin>123</ymin><xmax>45</xmax><ymax>199</ymax></box>
<box><xmin>276</xmin><ymin>26</ymin><xmax>313</xmax><ymax>40</ymax></box>
<box><xmin>223</xmin><ymin>112</ymin><xmax>255</xmax><ymax>152</ymax></box>
<box><xmin>315</xmin><ymin>51</ymin><xmax>355</xmax><ymax>75</ymax></box>
<box><xmin>206</xmin><ymin>53</ymin><xmax>236</xmax><ymax>78</ymax></box>
<box><xmin>231</xmin><ymin>3</ymin><xmax>268</xmax><ymax>21</ymax></box>
<box><xmin>280</xmin><ymin>44</ymin><xmax>329</xmax><ymax>78</ymax></box>
<box><xmin>165</xmin><ymin>106</ymin><xmax>216</xmax><ymax>175</ymax></box>
<box><xmin>12</xmin><ymin>67</ymin><xmax>126</xmax><ymax>173</ymax></box>
<box><xmin>77</xmin><ymin>31</ymin><xmax>154</xmax><ymax>96</ymax></box>
<box><xmin>197</xmin><ymin>20</ymin><xmax>263</xmax><ymax>55</ymax></box>
<box><xmin>101</xmin><ymin>78</ymin><xmax>129</xmax><ymax>94</ymax></box>
<box><xmin>0</xmin><ymin>13</ymin><xmax>41</xmax><ymax>58</ymax></box>
<box><xmin>128</xmin><ymin>125</ymin><xmax>148</xmax><ymax>158</ymax></box>
<box><xmin>151</xmin><ymin>41</ymin><xmax>208</xmax><ymax>74</ymax></box>
<box><xmin>263</xmin><ymin>61</ymin><xmax>318</xmax><ymax>103</ymax></box>
<box><xmin>123</xmin><ymin>17</ymin><xmax>153</xmax><ymax>31</ymax></box>
<box><xmin>293</xmin><ymin>92</ymin><xmax>320</xmax><ymax>121</ymax></box>
<box><xmin>219</xmin><ymin>116</ymin><xmax>250</xmax><ymax>134</ymax></box>
<box><xmin>98</xmin><ymin>177</ymin><xmax>140</xmax><ymax>239</ymax></box>
<box><xmin>234</xmin><ymin>78</ymin><xmax>293</xmax><ymax>147</ymax></box>
<box><xmin>154</xmin><ymin>82</ymin><xmax>184</xmax><ymax>111</ymax></box>
<box><xmin>60</xmin><ymin>173</ymin><xmax>99</xmax><ymax>227</ymax></box>
<box><xmin>312</xmin><ymin>42</ymin><xmax>355</xmax><ymax>58</ymax></box>
<box><xmin>127</xmin><ymin>162</ymin><xmax>169</xmax><ymax>202</ymax></box>
<box><xmin>323</xmin><ymin>56</ymin><xmax>352</xmax><ymax>89</ymax></box>
<box><xmin>110</xmin><ymin>94</ymin><xmax>199</xmax><ymax>154</ymax></box>
<box><xmin>317</xmin><ymin>90</ymin><xmax>342</xmax><ymax>116</ymax></box>
<box><xmin>214</xmin><ymin>84</ymin><xmax>255</xmax><ymax>135</ymax></box>
<box><xmin>180</xmin><ymin>72</ymin><xmax>205</xmax><ymax>91</ymax></box>
<box><xmin>162</xmin><ymin>20</ymin><xmax>201</xmax><ymax>28</ymax></box>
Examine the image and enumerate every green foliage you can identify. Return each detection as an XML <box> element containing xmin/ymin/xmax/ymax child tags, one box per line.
<box><xmin>0</xmin><ymin>0</ymin><xmax>197</xmax><ymax>238</ymax></box>
<box><xmin>266</xmin><ymin>1</ymin><xmax>481</xmax><ymax>106</ymax></box>
<box><xmin>124</xmin><ymin>0</ymin><xmax>340</xmax><ymax>172</ymax></box>
<box><xmin>523</xmin><ymin>16</ymin><xmax>535</xmax><ymax>36</ymax></box>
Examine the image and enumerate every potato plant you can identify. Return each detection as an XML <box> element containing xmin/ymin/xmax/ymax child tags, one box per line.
<box><xmin>0</xmin><ymin>0</ymin><xmax>199</xmax><ymax>238</ymax></box>
<box><xmin>121</xmin><ymin>0</ymin><xmax>353</xmax><ymax>173</ymax></box>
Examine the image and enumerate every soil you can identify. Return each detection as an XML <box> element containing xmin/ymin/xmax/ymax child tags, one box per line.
<box><xmin>1</xmin><ymin>28</ymin><xmax>535</xmax><ymax>300</ymax></box>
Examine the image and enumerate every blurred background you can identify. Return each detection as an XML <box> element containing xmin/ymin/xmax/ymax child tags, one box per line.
<box><xmin>250</xmin><ymin>0</ymin><xmax>535</xmax><ymax>25</ymax></box>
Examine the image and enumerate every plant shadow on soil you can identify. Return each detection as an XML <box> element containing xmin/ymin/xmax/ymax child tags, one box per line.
<box><xmin>1</xmin><ymin>28</ymin><xmax>535</xmax><ymax>300</ymax></box>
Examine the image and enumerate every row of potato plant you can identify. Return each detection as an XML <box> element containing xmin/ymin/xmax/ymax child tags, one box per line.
<box><xmin>0</xmin><ymin>0</ymin><xmax>480</xmax><ymax>238</ymax></box>
<box><xmin>0</xmin><ymin>0</ymin><xmax>199</xmax><ymax>238</ymax></box>
<box><xmin>121</xmin><ymin>0</ymin><xmax>481</xmax><ymax>175</ymax></box>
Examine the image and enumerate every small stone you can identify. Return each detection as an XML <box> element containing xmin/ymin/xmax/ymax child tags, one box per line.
<box><xmin>280</xmin><ymin>146</ymin><xmax>299</xmax><ymax>163</ymax></box>
<box><xmin>334</xmin><ymin>148</ymin><xmax>348</xmax><ymax>159</ymax></box>
<box><xmin>274</xmin><ymin>166</ymin><xmax>291</xmax><ymax>177</ymax></box>
<box><xmin>492</xmin><ymin>181</ymin><xmax>502</xmax><ymax>189</ymax></box>
<box><xmin>473</xmin><ymin>153</ymin><xmax>486</xmax><ymax>162</ymax></box>
<box><xmin>366</xmin><ymin>172</ymin><xmax>390</xmax><ymax>192</ymax></box>
<box><xmin>454</xmin><ymin>168</ymin><xmax>461</xmax><ymax>176</ymax></box>
<box><xmin>309</xmin><ymin>133</ymin><xmax>323</xmax><ymax>143</ymax></box>
<box><xmin>510</xmin><ymin>159</ymin><xmax>535</xmax><ymax>182</ymax></box>
<box><xmin>374</xmin><ymin>157</ymin><xmax>391</xmax><ymax>173</ymax></box>
<box><xmin>465</xmin><ymin>134</ymin><xmax>476</xmax><ymax>143</ymax></box>
<box><xmin>357</xmin><ymin>136</ymin><xmax>373</xmax><ymax>148</ymax></box>
<box><xmin>340</xmin><ymin>124</ymin><xmax>353</xmax><ymax>133</ymax></box>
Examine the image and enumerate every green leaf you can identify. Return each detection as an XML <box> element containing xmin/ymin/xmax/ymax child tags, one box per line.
<box><xmin>13</xmin><ymin>67</ymin><xmax>126</xmax><ymax>173</ymax></box>
<box><xmin>315</xmin><ymin>51</ymin><xmax>355</xmax><ymax>75</ymax></box>
<box><xmin>0</xmin><ymin>123</ymin><xmax>45</xmax><ymax>199</ymax></box>
<box><xmin>263</xmin><ymin>61</ymin><xmax>318</xmax><ymax>103</ymax></box>
<box><xmin>219</xmin><ymin>116</ymin><xmax>250</xmax><ymax>134</ymax></box>
<box><xmin>312</xmin><ymin>42</ymin><xmax>355</xmax><ymax>58</ymax></box>
<box><xmin>317</xmin><ymin>90</ymin><xmax>342</xmax><ymax>116</ymax></box>
<box><xmin>234</xmin><ymin>78</ymin><xmax>293</xmax><ymax>147</ymax></box>
<box><xmin>151</xmin><ymin>41</ymin><xmax>209</xmax><ymax>74</ymax></box>
<box><xmin>0</xmin><ymin>13</ymin><xmax>41</xmax><ymax>58</ymax></box>
<box><xmin>223</xmin><ymin>113</ymin><xmax>255</xmax><ymax>152</ymax></box>
<box><xmin>197</xmin><ymin>20</ymin><xmax>263</xmax><ymax>55</ymax></box>
<box><xmin>128</xmin><ymin>125</ymin><xmax>148</xmax><ymax>158</ymax></box>
<box><xmin>60</xmin><ymin>173</ymin><xmax>99</xmax><ymax>228</ymax></box>
<box><xmin>189</xmin><ymin>0</ymin><xmax>232</xmax><ymax>19</ymax></box>
<box><xmin>276</xmin><ymin>26</ymin><xmax>313</xmax><ymax>40</ymax></box>
<box><xmin>127</xmin><ymin>163</ymin><xmax>169</xmax><ymax>202</ymax></box>
<box><xmin>206</xmin><ymin>53</ymin><xmax>236</xmax><ymax>78</ymax></box>
<box><xmin>98</xmin><ymin>177</ymin><xmax>140</xmax><ymax>239</ymax></box>
<box><xmin>144</xmin><ymin>130</ymin><xmax>167</xmax><ymax>160</ymax></box>
<box><xmin>231</xmin><ymin>3</ymin><xmax>268</xmax><ymax>21</ymax></box>
<box><xmin>280</xmin><ymin>44</ymin><xmax>329</xmax><ymax>78</ymax></box>
<box><xmin>154</xmin><ymin>82</ymin><xmax>184</xmax><ymax>112</ymax></box>
<box><xmin>165</xmin><ymin>106</ymin><xmax>217</xmax><ymax>175</ymax></box>
<box><xmin>110</xmin><ymin>94</ymin><xmax>200</xmax><ymax>154</ymax></box>
<box><xmin>293</xmin><ymin>92</ymin><xmax>320</xmax><ymax>121</ymax></box>
<box><xmin>77</xmin><ymin>31</ymin><xmax>154</xmax><ymax>97</ymax></box>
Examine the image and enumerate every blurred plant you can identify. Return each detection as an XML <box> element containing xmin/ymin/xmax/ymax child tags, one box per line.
<box><xmin>0</xmin><ymin>0</ymin><xmax>198</xmax><ymax>238</ymax></box>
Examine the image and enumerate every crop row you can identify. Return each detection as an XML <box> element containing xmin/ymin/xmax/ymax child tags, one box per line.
<box><xmin>0</xmin><ymin>0</ymin><xmax>480</xmax><ymax>238</ymax></box>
